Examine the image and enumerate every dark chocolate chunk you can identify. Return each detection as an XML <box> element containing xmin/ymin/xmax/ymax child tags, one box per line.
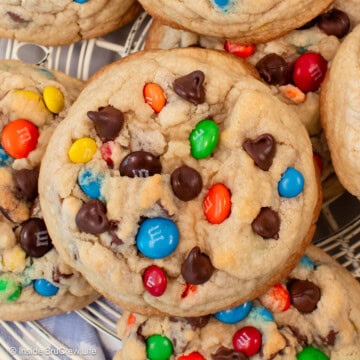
<box><xmin>252</xmin><ymin>207</ymin><xmax>280</xmax><ymax>239</ymax></box>
<box><xmin>20</xmin><ymin>218</ymin><xmax>53</xmax><ymax>258</ymax></box>
<box><xmin>181</xmin><ymin>247</ymin><xmax>214</xmax><ymax>285</ymax></box>
<box><xmin>288</xmin><ymin>279</ymin><xmax>321</xmax><ymax>313</ymax></box>
<box><xmin>320</xmin><ymin>329</ymin><xmax>337</xmax><ymax>346</ymax></box>
<box><xmin>256</xmin><ymin>54</ymin><xmax>291</xmax><ymax>85</ymax></box>
<box><xmin>173</xmin><ymin>70</ymin><xmax>205</xmax><ymax>105</ymax></box>
<box><xmin>7</xmin><ymin>12</ymin><xmax>30</xmax><ymax>24</ymax></box>
<box><xmin>119</xmin><ymin>151</ymin><xmax>162</xmax><ymax>178</ymax></box>
<box><xmin>318</xmin><ymin>9</ymin><xmax>350</xmax><ymax>38</ymax></box>
<box><xmin>52</xmin><ymin>267</ymin><xmax>73</xmax><ymax>283</ymax></box>
<box><xmin>170</xmin><ymin>165</ymin><xmax>202</xmax><ymax>201</ymax></box>
<box><xmin>211</xmin><ymin>346</ymin><xmax>248</xmax><ymax>360</ymax></box>
<box><xmin>75</xmin><ymin>199</ymin><xmax>110</xmax><ymax>234</ymax></box>
<box><xmin>288</xmin><ymin>326</ymin><xmax>308</xmax><ymax>347</ymax></box>
<box><xmin>87</xmin><ymin>105</ymin><xmax>124</xmax><ymax>142</ymax></box>
<box><xmin>170</xmin><ymin>315</ymin><xmax>211</xmax><ymax>330</ymax></box>
<box><xmin>13</xmin><ymin>168</ymin><xmax>39</xmax><ymax>202</ymax></box>
<box><xmin>243</xmin><ymin>134</ymin><xmax>276</xmax><ymax>171</ymax></box>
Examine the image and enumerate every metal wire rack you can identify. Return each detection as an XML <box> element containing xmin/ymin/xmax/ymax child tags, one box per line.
<box><xmin>0</xmin><ymin>11</ymin><xmax>359</xmax><ymax>359</ymax></box>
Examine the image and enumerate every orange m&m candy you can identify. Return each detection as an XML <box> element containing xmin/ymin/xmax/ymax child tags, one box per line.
<box><xmin>259</xmin><ymin>283</ymin><xmax>290</xmax><ymax>313</ymax></box>
<box><xmin>224</xmin><ymin>40</ymin><xmax>255</xmax><ymax>59</ymax></box>
<box><xmin>144</xmin><ymin>83</ymin><xmax>166</xmax><ymax>113</ymax></box>
<box><xmin>203</xmin><ymin>183</ymin><xmax>231</xmax><ymax>224</ymax></box>
<box><xmin>178</xmin><ymin>352</ymin><xmax>205</xmax><ymax>360</ymax></box>
<box><xmin>1</xmin><ymin>119</ymin><xmax>39</xmax><ymax>159</ymax></box>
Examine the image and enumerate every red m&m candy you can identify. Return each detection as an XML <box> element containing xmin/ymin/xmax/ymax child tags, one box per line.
<box><xmin>233</xmin><ymin>326</ymin><xmax>262</xmax><ymax>356</ymax></box>
<box><xmin>224</xmin><ymin>40</ymin><xmax>255</xmax><ymax>58</ymax></box>
<box><xmin>259</xmin><ymin>283</ymin><xmax>290</xmax><ymax>312</ymax></box>
<box><xmin>143</xmin><ymin>265</ymin><xmax>167</xmax><ymax>297</ymax></box>
<box><xmin>1</xmin><ymin>119</ymin><xmax>39</xmax><ymax>159</ymax></box>
<box><xmin>203</xmin><ymin>183</ymin><xmax>231</xmax><ymax>224</ymax></box>
<box><xmin>178</xmin><ymin>352</ymin><xmax>205</xmax><ymax>360</ymax></box>
<box><xmin>292</xmin><ymin>52</ymin><xmax>327</xmax><ymax>93</ymax></box>
<box><xmin>313</xmin><ymin>153</ymin><xmax>323</xmax><ymax>175</ymax></box>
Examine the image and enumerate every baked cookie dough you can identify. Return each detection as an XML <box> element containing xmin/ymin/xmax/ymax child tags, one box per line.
<box><xmin>0</xmin><ymin>0</ymin><xmax>141</xmax><ymax>46</ymax></box>
<box><xmin>0</xmin><ymin>60</ymin><xmax>98</xmax><ymax>321</ymax></box>
<box><xmin>138</xmin><ymin>0</ymin><xmax>333</xmax><ymax>44</ymax></box>
<box><xmin>321</xmin><ymin>24</ymin><xmax>360</xmax><ymax>199</ymax></box>
<box><xmin>39</xmin><ymin>48</ymin><xmax>319</xmax><ymax>317</ymax></box>
<box><xmin>145</xmin><ymin>3</ymin><xmax>359</xmax><ymax>202</ymax></box>
<box><xmin>115</xmin><ymin>246</ymin><xmax>360</xmax><ymax>360</ymax></box>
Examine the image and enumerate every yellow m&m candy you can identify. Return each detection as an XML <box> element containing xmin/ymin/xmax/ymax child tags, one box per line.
<box><xmin>68</xmin><ymin>137</ymin><xmax>97</xmax><ymax>163</ymax></box>
<box><xmin>43</xmin><ymin>86</ymin><xmax>64</xmax><ymax>114</ymax></box>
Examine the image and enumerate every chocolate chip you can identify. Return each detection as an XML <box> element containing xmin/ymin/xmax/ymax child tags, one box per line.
<box><xmin>320</xmin><ymin>330</ymin><xmax>337</xmax><ymax>346</ymax></box>
<box><xmin>170</xmin><ymin>165</ymin><xmax>202</xmax><ymax>201</ymax></box>
<box><xmin>13</xmin><ymin>168</ymin><xmax>39</xmax><ymax>202</ymax></box>
<box><xmin>7</xmin><ymin>12</ymin><xmax>30</xmax><ymax>24</ymax></box>
<box><xmin>170</xmin><ymin>315</ymin><xmax>211</xmax><ymax>330</ymax></box>
<box><xmin>252</xmin><ymin>207</ymin><xmax>280</xmax><ymax>239</ymax></box>
<box><xmin>75</xmin><ymin>199</ymin><xmax>110</xmax><ymax>234</ymax></box>
<box><xmin>87</xmin><ymin>105</ymin><xmax>124</xmax><ymax>142</ymax></box>
<box><xmin>173</xmin><ymin>70</ymin><xmax>205</xmax><ymax>105</ymax></box>
<box><xmin>318</xmin><ymin>9</ymin><xmax>350</xmax><ymax>38</ymax></box>
<box><xmin>181</xmin><ymin>247</ymin><xmax>214</xmax><ymax>285</ymax></box>
<box><xmin>52</xmin><ymin>267</ymin><xmax>73</xmax><ymax>283</ymax></box>
<box><xmin>211</xmin><ymin>346</ymin><xmax>248</xmax><ymax>360</ymax></box>
<box><xmin>243</xmin><ymin>134</ymin><xmax>276</xmax><ymax>171</ymax></box>
<box><xmin>119</xmin><ymin>151</ymin><xmax>162</xmax><ymax>178</ymax></box>
<box><xmin>20</xmin><ymin>218</ymin><xmax>53</xmax><ymax>258</ymax></box>
<box><xmin>288</xmin><ymin>326</ymin><xmax>308</xmax><ymax>347</ymax></box>
<box><xmin>288</xmin><ymin>279</ymin><xmax>321</xmax><ymax>313</ymax></box>
<box><xmin>256</xmin><ymin>54</ymin><xmax>291</xmax><ymax>85</ymax></box>
<box><xmin>297</xmin><ymin>16</ymin><xmax>320</xmax><ymax>30</ymax></box>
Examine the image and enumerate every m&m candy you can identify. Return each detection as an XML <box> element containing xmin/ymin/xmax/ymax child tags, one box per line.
<box><xmin>232</xmin><ymin>326</ymin><xmax>262</xmax><ymax>356</ymax></box>
<box><xmin>296</xmin><ymin>346</ymin><xmax>329</xmax><ymax>360</ymax></box>
<box><xmin>214</xmin><ymin>302</ymin><xmax>252</xmax><ymax>324</ymax></box>
<box><xmin>178</xmin><ymin>352</ymin><xmax>205</xmax><ymax>360</ymax></box>
<box><xmin>259</xmin><ymin>283</ymin><xmax>290</xmax><ymax>312</ymax></box>
<box><xmin>78</xmin><ymin>169</ymin><xmax>104</xmax><ymax>200</ymax></box>
<box><xmin>1</xmin><ymin>119</ymin><xmax>39</xmax><ymax>159</ymax></box>
<box><xmin>143</xmin><ymin>265</ymin><xmax>167</xmax><ymax>297</ymax></box>
<box><xmin>203</xmin><ymin>183</ymin><xmax>231</xmax><ymax>224</ymax></box>
<box><xmin>146</xmin><ymin>334</ymin><xmax>173</xmax><ymax>360</ymax></box>
<box><xmin>144</xmin><ymin>83</ymin><xmax>166</xmax><ymax>113</ymax></box>
<box><xmin>278</xmin><ymin>167</ymin><xmax>304</xmax><ymax>198</ymax></box>
<box><xmin>43</xmin><ymin>86</ymin><xmax>64</xmax><ymax>114</ymax></box>
<box><xmin>33</xmin><ymin>279</ymin><xmax>59</xmax><ymax>297</ymax></box>
<box><xmin>224</xmin><ymin>41</ymin><xmax>255</xmax><ymax>58</ymax></box>
<box><xmin>136</xmin><ymin>218</ymin><xmax>179</xmax><ymax>259</ymax></box>
<box><xmin>68</xmin><ymin>137</ymin><xmax>97</xmax><ymax>163</ymax></box>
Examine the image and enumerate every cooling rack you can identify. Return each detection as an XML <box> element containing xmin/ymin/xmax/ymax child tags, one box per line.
<box><xmin>0</xmin><ymin>11</ymin><xmax>359</xmax><ymax>359</ymax></box>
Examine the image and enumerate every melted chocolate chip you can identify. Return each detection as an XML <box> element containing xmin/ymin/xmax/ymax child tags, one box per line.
<box><xmin>288</xmin><ymin>326</ymin><xmax>308</xmax><ymax>347</ymax></box>
<box><xmin>211</xmin><ymin>346</ymin><xmax>248</xmax><ymax>360</ymax></box>
<box><xmin>243</xmin><ymin>134</ymin><xmax>276</xmax><ymax>171</ymax></box>
<box><xmin>119</xmin><ymin>151</ymin><xmax>162</xmax><ymax>178</ymax></box>
<box><xmin>20</xmin><ymin>218</ymin><xmax>53</xmax><ymax>258</ymax></box>
<box><xmin>181</xmin><ymin>247</ymin><xmax>214</xmax><ymax>285</ymax></box>
<box><xmin>170</xmin><ymin>165</ymin><xmax>202</xmax><ymax>201</ymax></box>
<box><xmin>252</xmin><ymin>207</ymin><xmax>280</xmax><ymax>239</ymax></box>
<box><xmin>256</xmin><ymin>54</ymin><xmax>291</xmax><ymax>85</ymax></box>
<box><xmin>7</xmin><ymin>12</ymin><xmax>29</xmax><ymax>24</ymax></box>
<box><xmin>173</xmin><ymin>70</ymin><xmax>205</xmax><ymax>105</ymax></box>
<box><xmin>170</xmin><ymin>315</ymin><xmax>211</xmax><ymax>330</ymax></box>
<box><xmin>75</xmin><ymin>199</ymin><xmax>110</xmax><ymax>234</ymax></box>
<box><xmin>320</xmin><ymin>329</ymin><xmax>337</xmax><ymax>346</ymax></box>
<box><xmin>52</xmin><ymin>267</ymin><xmax>73</xmax><ymax>283</ymax></box>
<box><xmin>87</xmin><ymin>105</ymin><xmax>124</xmax><ymax>142</ymax></box>
<box><xmin>318</xmin><ymin>9</ymin><xmax>350</xmax><ymax>38</ymax></box>
<box><xmin>288</xmin><ymin>279</ymin><xmax>321</xmax><ymax>313</ymax></box>
<box><xmin>13</xmin><ymin>168</ymin><xmax>39</xmax><ymax>202</ymax></box>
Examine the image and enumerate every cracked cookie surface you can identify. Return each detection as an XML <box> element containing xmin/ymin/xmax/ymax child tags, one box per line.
<box><xmin>39</xmin><ymin>48</ymin><xmax>319</xmax><ymax>317</ymax></box>
<box><xmin>115</xmin><ymin>246</ymin><xmax>360</xmax><ymax>360</ymax></box>
<box><xmin>0</xmin><ymin>60</ymin><xmax>98</xmax><ymax>321</ymax></box>
<box><xmin>0</xmin><ymin>0</ymin><xmax>140</xmax><ymax>46</ymax></box>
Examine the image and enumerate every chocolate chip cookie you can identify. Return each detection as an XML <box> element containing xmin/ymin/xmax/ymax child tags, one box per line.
<box><xmin>145</xmin><ymin>3</ymin><xmax>358</xmax><ymax>202</ymax></box>
<box><xmin>0</xmin><ymin>0</ymin><xmax>141</xmax><ymax>46</ymax></box>
<box><xmin>115</xmin><ymin>246</ymin><xmax>360</xmax><ymax>360</ymax></box>
<box><xmin>39</xmin><ymin>48</ymin><xmax>319</xmax><ymax>317</ymax></box>
<box><xmin>138</xmin><ymin>0</ymin><xmax>333</xmax><ymax>44</ymax></box>
<box><xmin>320</xmin><ymin>24</ymin><xmax>360</xmax><ymax>199</ymax></box>
<box><xmin>0</xmin><ymin>60</ymin><xmax>98</xmax><ymax>321</ymax></box>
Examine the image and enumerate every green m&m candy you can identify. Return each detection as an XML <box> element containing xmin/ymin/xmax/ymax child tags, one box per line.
<box><xmin>297</xmin><ymin>346</ymin><xmax>329</xmax><ymax>360</ymax></box>
<box><xmin>0</xmin><ymin>277</ymin><xmax>21</xmax><ymax>302</ymax></box>
<box><xmin>146</xmin><ymin>334</ymin><xmax>173</xmax><ymax>360</ymax></box>
<box><xmin>189</xmin><ymin>119</ymin><xmax>219</xmax><ymax>159</ymax></box>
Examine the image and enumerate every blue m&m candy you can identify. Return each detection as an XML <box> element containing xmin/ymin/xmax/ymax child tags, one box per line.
<box><xmin>278</xmin><ymin>167</ymin><xmax>304</xmax><ymax>198</ymax></box>
<box><xmin>214</xmin><ymin>301</ymin><xmax>252</xmax><ymax>324</ymax></box>
<box><xmin>78</xmin><ymin>169</ymin><xmax>104</xmax><ymax>200</ymax></box>
<box><xmin>300</xmin><ymin>254</ymin><xmax>315</xmax><ymax>270</ymax></box>
<box><xmin>213</xmin><ymin>0</ymin><xmax>230</xmax><ymax>6</ymax></box>
<box><xmin>33</xmin><ymin>279</ymin><xmax>59</xmax><ymax>297</ymax></box>
<box><xmin>0</xmin><ymin>145</ymin><xmax>12</xmax><ymax>167</ymax></box>
<box><xmin>74</xmin><ymin>0</ymin><xmax>88</xmax><ymax>3</ymax></box>
<box><xmin>248</xmin><ymin>306</ymin><xmax>274</xmax><ymax>322</ymax></box>
<box><xmin>36</xmin><ymin>68</ymin><xmax>54</xmax><ymax>79</ymax></box>
<box><xmin>136</xmin><ymin>218</ymin><xmax>179</xmax><ymax>259</ymax></box>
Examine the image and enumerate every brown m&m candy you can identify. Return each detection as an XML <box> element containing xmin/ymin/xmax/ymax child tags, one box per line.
<box><xmin>120</xmin><ymin>151</ymin><xmax>162</xmax><ymax>178</ymax></box>
<box><xmin>13</xmin><ymin>168</ymin><xmax>39</xmax><ymax>201</ymax></box>
<box><xmin>171</xmin><ymin>165</ymin><xmax>202</xmax><ymax>201</ymax></box>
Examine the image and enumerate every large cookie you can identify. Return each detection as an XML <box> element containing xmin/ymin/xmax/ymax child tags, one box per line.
<box><xmin>145</xmin><ymin>3</ymin><xmax>359</xmax><ymax>202</ymax></box>
<box><xmin>115</xmin><ymin>246</ymin><xmax>360</xmax><ymax>360</ymax></box>
<box><xmin>138</xmin><ymin>0</ymin><xmax>333</xmax><ymax>44</ymax></box>
<box><xmin>0</xmin><ymin>0</ymin><xmax>141</xmax><ymax>46</ymax></box>
<box><xmin>39</xmin><ymin>48</ymin><xmax>319</xmax><ymax>317</ymax></box>
<box><xmin>0</xmin><ymin>60</ymin><xmax>98</xmax><ymax>321</ymax></box>
<box><xmin>320</xmin><ymin>24</ymin><xmax>360</xmax><ymax>199</ymax></box>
